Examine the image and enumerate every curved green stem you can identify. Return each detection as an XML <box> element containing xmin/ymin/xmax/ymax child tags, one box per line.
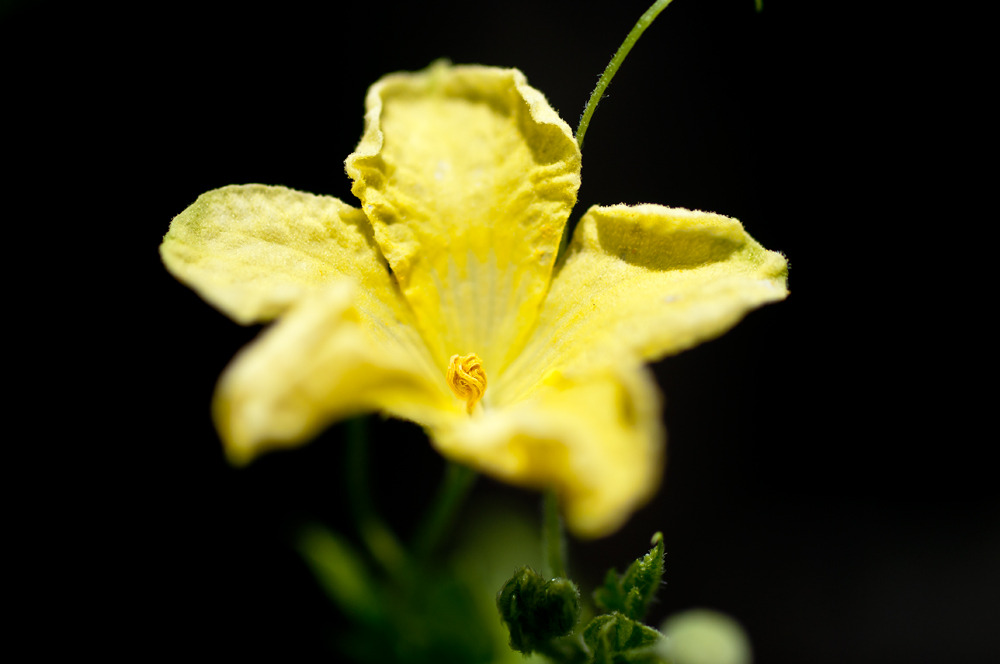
<box><xmin>575</xmin><ymin>0</ymin><xmax>676</xmax><ymax>150</ymax></box>
<box><xmin>542</xmin><ymin>490</ymin><xmax>567</xmax><ymax>579</ymax></box>
<box><xmin>412</xmin><ymin>462</ymin><xmax>478</xmax><ymax>561</ymax></box>
<box><xmin>345</xmin><ymin>417</ymin><xmax>408</xmax><ymax>578</ymax></box>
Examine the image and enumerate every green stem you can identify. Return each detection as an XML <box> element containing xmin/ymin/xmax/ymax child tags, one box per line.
<box><xmin>345</xmin><ymin>417</ymin><xmax>408</xmax><ymax>578</ymax></box>
<box><xmin>412</xmin><ymin>462</ymin><xmax>478</xmax><ymax>561</ymax></box>
<box><xmin>575</xmin><ymin>0</ymin><xmax>676</xmax><ymax>150</ymax></box>
<box><xmin>542</xmin><ymin>490</ymin><xmax>567</xmax><ymax>579</ymax></box>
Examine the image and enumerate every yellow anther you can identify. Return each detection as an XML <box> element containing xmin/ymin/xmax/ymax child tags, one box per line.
<box><xmin>447</xmin><ymin>353</ymin><xmax>487</xmax><ymax>414</ymax></box>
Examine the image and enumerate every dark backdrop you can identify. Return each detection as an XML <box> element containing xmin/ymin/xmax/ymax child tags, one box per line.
<box><xmin>6</xmin><ymin>0</ymin><xmax>995</xmax><ymax>662</ymax></box>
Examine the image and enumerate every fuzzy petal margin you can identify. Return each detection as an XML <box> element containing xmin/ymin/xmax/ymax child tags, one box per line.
<box><xmin>161</xmin><ymin>184</ymin><xmax>403</xmax><ymax>325</ymax></box>
<box><xmin>160</xmin><ymin>184</ymin><xmax>454</xmax><ymax>461</ymax></box>
<box><xmin>496</xmin><ymin>204</ymin><xmax>788</xmax><ymax>403</ymax></box>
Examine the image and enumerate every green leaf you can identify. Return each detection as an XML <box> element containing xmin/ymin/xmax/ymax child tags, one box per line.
<box><xmin>593</xmin><ymin>532</ymin><xmax>665</xmax><ymax>621</ymax></box>
<box><xmin>300</xmin><ymin>523</ymin><xmax>500</xmax><ymax>664</ymax></box>
<box><xmin>298</xmin><ymin>524</ymin><xmax>384</xmax><ymax>625</ymax></box>
<box><xmin>583</xmin><ymin>613</ymin><xmax>664</xmax><ymax>664</ymax></box>
<box><xmin>497</xmin><ymin>566</ymin><xmax>582</xmax><ymax>655</ymax></box>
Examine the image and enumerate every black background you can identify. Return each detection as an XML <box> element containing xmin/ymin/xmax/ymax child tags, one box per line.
<box><xmin>6</xmin><ymin>0</ymin><xmax>995</xmax><ymax>662</ymax></box>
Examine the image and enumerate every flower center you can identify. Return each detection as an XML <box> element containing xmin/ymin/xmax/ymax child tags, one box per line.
<box><xmin>447</xmin><ymin>353</ymin><xmax>487</xmax><ymax>414</ymax></box>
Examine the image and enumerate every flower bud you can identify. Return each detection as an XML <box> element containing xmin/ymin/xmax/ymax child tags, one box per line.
<box><xmin>496</xmin><ymin>566</ymin><xmax>581</xmax><ymax>654</ymax></box>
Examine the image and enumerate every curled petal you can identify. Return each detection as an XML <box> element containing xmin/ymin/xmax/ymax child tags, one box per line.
<box><xmin>345</xmin><ymin>62</ymin><xmax>582</xmax><ymax>373</ymax></box>
<box><xmin>215</xmin><ymin>282</ymin><xmax>453</xmax><ymax>465</ymax></box>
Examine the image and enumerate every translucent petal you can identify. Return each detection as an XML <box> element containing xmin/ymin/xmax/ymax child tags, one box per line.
<box><xmin>160</xmin><ymin>184</ymin><xmax>455</xmax><ymax>461</ymax></box>
<box><xmin>215</xmin><ymin>282</ymin><xmax>455</xmax><ymax>465</ymax></box>
<box><xmin>496</xmin><ymin>204</ymin><xmax>788</xmax><ymax>403</ymax></box>
<box><xmin>161</xmin><ymin>184</ymin><xmax>395</xmax><ymax>325</ymax></box>
<box><xmin>430</xmin><ymin>363</ymin><xmax>664</xmax><ymax>538</ymax></box>
<box><xmin>345</xmin><ymin>62</ymin><xmax>582</xmax><ymax>376</ymax></box>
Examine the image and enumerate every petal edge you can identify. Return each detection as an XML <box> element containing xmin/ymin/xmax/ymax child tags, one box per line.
<box><xmin>345</xmin><ymin>62</ymin><xmax>582</xmax><ymax>373</ymax></box>
<box><xmin>497</xmin><ymin>204</ymin><xmax>788</xmax><ymax>402</ymax></box>
<box><xmin>160</xmin><ymin>184</ymin><xmax>386</xmax><ymax>325</ymax></box>
<box><xmin>215</xmin><ymin>282</ymin><xmax>453</xmax><ymax>465</ymax></box>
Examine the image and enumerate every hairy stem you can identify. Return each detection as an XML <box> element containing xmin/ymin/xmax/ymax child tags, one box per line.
<box><xmin>575</xmin><ymin>0</ymin><xmax>675</xmax><ymax>150</ymax></box>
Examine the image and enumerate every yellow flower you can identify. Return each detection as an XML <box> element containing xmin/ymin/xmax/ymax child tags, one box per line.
<box><xmin>160</xmin><ymin>62</ymin><xmax>787</xmax><ymax>537</ymax></box>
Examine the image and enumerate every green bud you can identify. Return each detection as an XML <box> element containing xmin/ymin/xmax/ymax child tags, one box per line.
<box><xmin>497</xmin><ymin>566</ymin><xmax>581</xmax><ymax>654</ymax></box>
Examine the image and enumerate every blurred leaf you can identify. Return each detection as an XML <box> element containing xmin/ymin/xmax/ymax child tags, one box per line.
<box><xmin>451</xmin><ymin>502</ymin><xmax>550</xmax><ymax>664</ymax></box>
<box><xmin>298</xmin><ymin>524</ymin><xmax>383</xmax><ymax>625</ymax></box>
<box><xmin>299</xmin><ymin>522</ymin><xmax>499</xmax><ymax>664</ymax></box>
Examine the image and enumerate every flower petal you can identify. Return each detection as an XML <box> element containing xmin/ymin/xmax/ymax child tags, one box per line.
<box><xmin>215</xmin><ymin>282</ymin><xmax>455</xmax><ymax>465</ymax></box>
<box><xmin>495</xmin><ymin>204</ymin><xmax>788</xmax><ymax>403</ymax></box>
<box><xmin>345</xmin><ymin>62</ymin><xmax>582</xmax><ymax>374</ymax></box>
<box><xmin>161</xmin><ymin>184</ymin><xmax>390</xmax><ymax>325</ymax></box>
<box><xmin>430</xmin><ymin>364</ymin><xmax>664</xmax><ymax>538</ymax></box>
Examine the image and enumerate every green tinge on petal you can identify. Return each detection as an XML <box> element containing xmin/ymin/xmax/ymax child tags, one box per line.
<box><xmin>215</xmin><ymin>282</ymin><xmax>453</xmax><ymax>465</ymax></box>
<box><xmin>496</xmin><ymin>204</ymin><xmax>788</xmax><ymax>404</ymax></box>
<box><xmin>160</xmin><ymin>184</ymin><xmax>386</xmax><ymax>325</ymax></box>
<box><xmin>345</xmin><ymin>62</ymin><xmax>582</xmax><ymax>375</ymax></box>
<box><xmin>430</xmin><ymin>363</ymin><xmax>664</xmax><ymax>538</ymax></box>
